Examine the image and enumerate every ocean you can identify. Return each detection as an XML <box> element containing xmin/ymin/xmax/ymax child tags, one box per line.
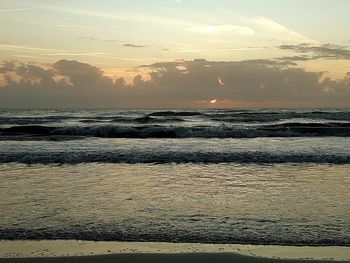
<box><xmin>0</xmin><ymin>108</ymin><xmax>349</xmax><ymax>246</ymax></box>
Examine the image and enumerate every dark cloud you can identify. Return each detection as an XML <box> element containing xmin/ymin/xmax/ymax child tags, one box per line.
<box><xmin>78</xmin><ymin>38</ymin><xmax>168</xmax><ymax>50</ymax></box>
<box><xmin>141</xmin><ymin>59</ymin><xmax>326</xmax><ymax>103</ymax></box>
<box><xmin>139</xmin><ymin>60</ymin><xmax>185</xmax><ymax>69</ymax></box>
<box><xmin>0</xmin><ymin>59</ymin><xmax>349</xmax><ymax>108</ymax></box>
<box><xmin>122</xmin><ymin>43</ymin><xmax>147</xmax><ymax>48</ymax></box>
<box><xmin>52</xmin><ymin>60</ymin><xmax>113</xmax><ymax>90</ymax></box>
<box><xmin>276</xmin><ymin>56</ymin><xmax>314</xmax><ymax>62</ymax></box>
<box><xmin>279</xmin><ymin>43</ymin><xmax>350</xmax><ymax>60</ymax></box>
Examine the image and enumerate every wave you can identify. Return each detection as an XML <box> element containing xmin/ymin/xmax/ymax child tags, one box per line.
<box><xmin>0</xmin><ymin>116</ymin><xmax>67</xmax><ymax>125</ymax></box>
<box><xmin>2</xmin><ymin>111</ymin><xmax>350</xmax><ymax>127</ymax></box>
<box><xmin>0</xmin><ymin>125</ymin><xmax>57</xmax><ymax>135</ymax></box>
<box><xmin>134</xmin><ymin>116</ymin><xmax>184</xmax><ymax>123</ymax></box>
<box><xmin>1</xmin><ymin>227</ymin><xmax>348</xmax><ymax>246</ymax></box>
<box><xmin>0</xmin><ymin>115</ymin><xmax>119</xmax><ymax>125</ymax></box>
<box><xmin>208</xmin><ymin>111</ymin><xmax>350</xmax><ymax>123</ymax></box>
<box><xmin>148</xmin><ymin>111</ymin><xmax>202</xmax><ymax>117</ymax></box>
<box><xmin>1</xmin><ymin>122</ymin><xmax>349</xmax><ymax>138</ymax></box>
<box><xmin>107</xmin><ymin>116</ymin><xmax>185</xmax><ymax>123</ymax></box>
<box><xmin>1</xmin><ymin>151</ymin><xmax>350</xmax><ymax>164</ymax></box>
<box><xmin>260</xmin><ymin>122</ymin><xmax>350</xmax><ymax>136</ymax></box>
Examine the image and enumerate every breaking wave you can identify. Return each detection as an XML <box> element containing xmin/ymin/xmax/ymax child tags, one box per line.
<box><xmin>1</xmin><ymin>122</ymin><xmax>349</xmax><ymax>139</ymax></box>
<box><xmin>1</xmin><ymin>151</ymin><xmax>350</xmax><ymax>164</ymax></box>
<box><xmin>148</xmin><ymin>111</ymin><xmax>202</xmax><ymax>117</ymax></box>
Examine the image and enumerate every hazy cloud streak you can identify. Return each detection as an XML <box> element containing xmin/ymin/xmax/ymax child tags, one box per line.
<box><xmin>187</xmin><ymin>25</ymin><xmax>255</xmax><ymax>35</ymax></box>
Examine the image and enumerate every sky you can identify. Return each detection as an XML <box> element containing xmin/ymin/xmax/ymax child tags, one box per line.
<box><xmin>0</xmin><ymin>0</ymin><xmax>350</xmax><ymax>108</ymax></box>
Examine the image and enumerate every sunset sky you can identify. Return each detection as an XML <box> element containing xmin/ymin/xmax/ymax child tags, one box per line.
<box><xmin>1</xmin><ymin>0</ymin><xmax>350</xmax><ymax>108</ymax></box>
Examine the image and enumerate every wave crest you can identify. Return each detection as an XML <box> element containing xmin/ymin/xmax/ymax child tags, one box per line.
<box><xmin>1</xmin><ymin>122</ymin><xmax>350</xmax><ymax>138</ymax></box>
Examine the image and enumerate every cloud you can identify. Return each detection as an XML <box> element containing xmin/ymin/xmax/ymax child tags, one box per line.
<box><xmin>41</xmin><ymin>52</ymin><xmax>121</xmax><ymax>57</ymax></box>
<box><xmin>0</xmin><ymin>59</ymin><xmax>349</xmax><ymax>108</ymax></box>
<box><xmin>279</xmin><ymin>43</ymin><xmax>350</xmax><ymax>60</ymax></box>
<box><xmin>242</xmin><ymin>16</ymin><xmax>316</xmax><ymax>44</ymax></box>
<box><xmin>187</xmin><ymin>25</ymin><xmax>255</xmax><ymax>35</ymax></box>
<box><xmin>47</xmin><ymin>6</ymin><xmax>194</xmax><ymax>27</ymax></box>
<box><xmin>276</xmin><ymin>55</ymin><xmax>314</xmax><ymax>62</ymax></box>
<box><xmin>176</xmin><ymin>49</ymin><xmax>209</xmax><ymax>53</ymax></box>
<box><xmin>175</xmin><ymin>47</ymin><xmax>265</xmax><ymax>54</ymax></box>
<box><xmin>111</xmin><ymin>57</ymin><xmax>144</xmax><ymax>61</ymax></box>
<box><xmin>221</xmin><ymin>47</ymin><xmax>266</xmax><ymax>51</ymax></box>
<box><xmin>52</xmin><ymin>60</ymin><xmax>114</xmax><ymax>90</ymax></box>
<box><xmin>77</xmin><ymin>37</ymin><xmax>101</xmax><ymax>41</ymax></box>
<box><xmin>77</xmin><ymin>38</ymin><xmax>169</xmax><ymax>51</ymax></box>
<box><xmin>55</xmin><ymin>24</ymin><xmax>98</xmax><ymax>29</ymax></box>
<box><xmin>0</xmin><ymin>44</ymin><xmax>65</xmax><ymax>52</ymax></box>
<box><xmin>0</xmin><ymin>8</ymin><xmax>33</xmax><ymax>12</ymax></box>
<box><xmin>77</xmin><ymin>37</ymin><xmax>119</xmax><ymax>43</ymax></box>
<box><xmin>122</xmin><ymin>43</ymin><xmax>147</xmax><ymax>48</ymax></box>
<box><xmin>11</xmin><ymin>55</ymin><xmax>45</xmax><ymax>59</ymax></box>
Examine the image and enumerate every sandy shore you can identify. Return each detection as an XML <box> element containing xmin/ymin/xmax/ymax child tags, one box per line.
<box><xmin>1</xmin><ymin>253</ymin><xmax>350</xmax><ymax>263</ymax></box>
<box><xmin>0</xmin><ymin>241</ymin><xmax>349</xmax><ymax>263</ymax></box>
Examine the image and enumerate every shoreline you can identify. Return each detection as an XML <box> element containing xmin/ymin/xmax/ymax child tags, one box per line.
<box><xmin>1</xmin><ymin>253</ymin><xmax>349</xmax><ymax>263</ymax></box>
<box><xmin>0</xmin><ymin>240</ymin><xmax>349</xmax><ymax>262</ymax></box>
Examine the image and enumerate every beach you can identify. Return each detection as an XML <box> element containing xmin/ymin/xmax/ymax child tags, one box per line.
<box><xmin>0</xmin><ymin>240</ymin><xmax>349</xmax><ymax>263</ymax></box>
<box><xmin>2</xmin><ymin>0</ymin><xmax>350</xmax><ymax>261</ymax></box>
<box><xmin>1</xmin><ymin>253</ymin><xmax>348</xmax><ymax>263</ymax></box>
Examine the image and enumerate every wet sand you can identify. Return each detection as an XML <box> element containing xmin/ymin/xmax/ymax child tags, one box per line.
<box><xmin>1</xmin><ymin>252</ymin><xmax>349</xmax><ymax>263</ymax></box>
<box><xmin>0</xmin><ymin>241</ymin><xmax>349</xmax><ymax>263</ymax></box>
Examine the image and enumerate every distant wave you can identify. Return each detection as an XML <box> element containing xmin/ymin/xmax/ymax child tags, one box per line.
<box><xmin>208</xmin><ymin>111</ymin><xmax>350</xmax><ymax>123</ymax></box>
<box><xmin>148</xmin><ymin>111</ymin><xmax>202</xmax><ymax>117</ymax></box>
<box><xmin>259</xmin><ymin>122</ymin><xmax>350</xmax><ymax>136</ymax></box>
<box><xmin>0</xmin><ymin>116</ymin><xmax>68</xmax><ymax>125</ymax></box>
<box><xmin>1</xmin><ymin>122</ymin><xmax>350</xmax><ymax>139</ymax></box>
<box><xmin>134</xmin><ymin>116</ymin><xmax>185</xmax><ymax>123</ymax></box>
<box><xmin>2</xmin><ymin>111</ymin><xmax>350</xmax><ymax>127</ymax></box>
<box><xmin>1</xmin><ymin>151</ymin><xmax>350</xmax><ymax>164</ymax></box>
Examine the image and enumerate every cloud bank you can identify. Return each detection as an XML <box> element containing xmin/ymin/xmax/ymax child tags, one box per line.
<box><xmin>279</xmin><ymin>43</ymin><xmax>350</xmax><ymax>60</ymax></box>
<box><xmin>0</xmin><ymin>59</ymin><xmax>349</xmax><ymax>108</ymax></box>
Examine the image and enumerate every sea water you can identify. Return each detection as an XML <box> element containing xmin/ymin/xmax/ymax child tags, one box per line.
<box><xmin>0</xmin><ymin>108</ymin><xmax>349</xmax><ymax>245</ymax></box>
